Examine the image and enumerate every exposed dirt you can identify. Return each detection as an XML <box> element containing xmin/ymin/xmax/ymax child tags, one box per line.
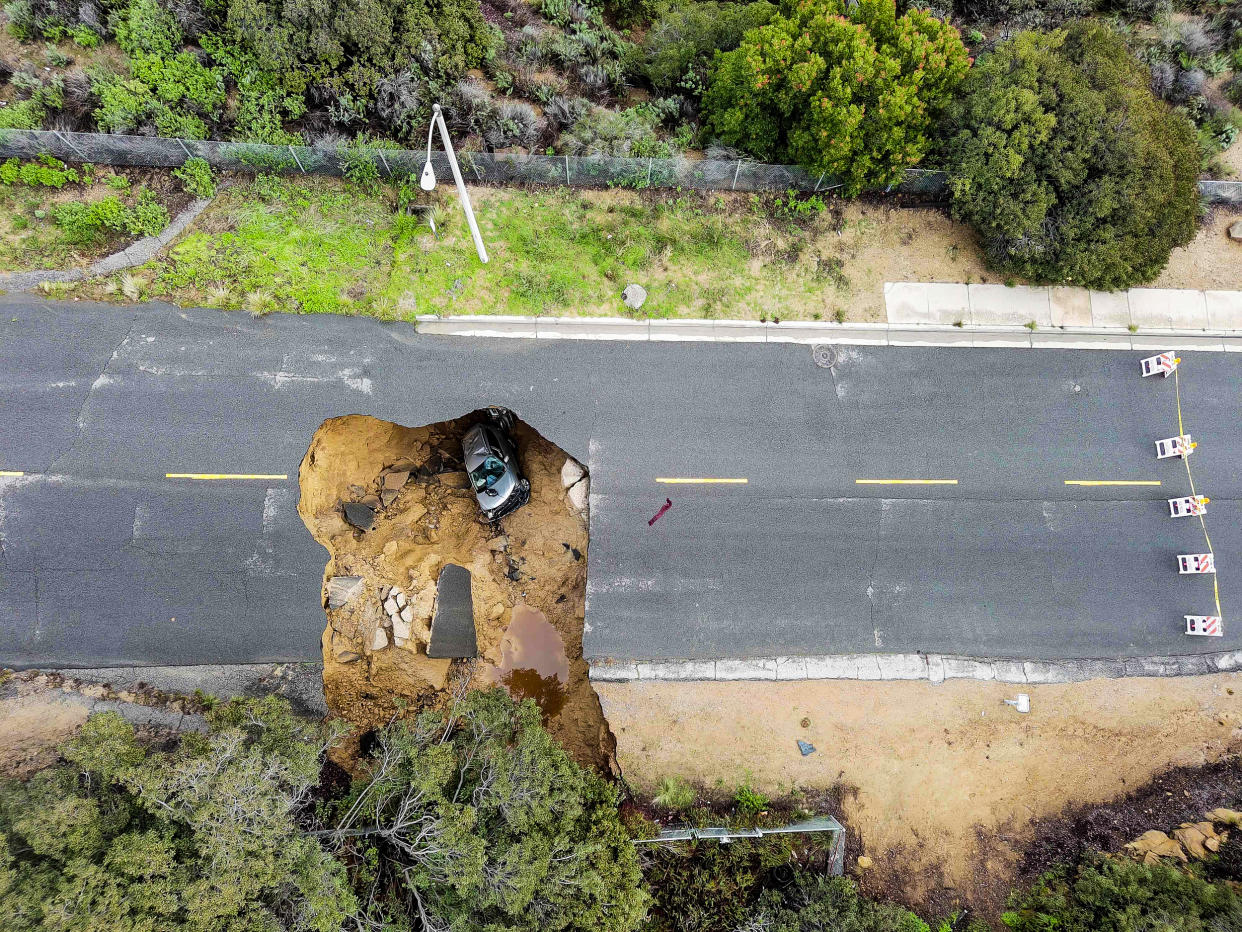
<box><xmin>1151</xmin><ymin>208</ymin><xmax>1242</xmax><ymax>293</ymax></box>
<box><xmin>298</xmin><ymin>413</ymin><xmax>613</xmax><ymax>772</ymax></box>
<box><xmin>597</xmin><ymin>674</ymin><xmax>1242</xmax><ymax>920</ymax></box>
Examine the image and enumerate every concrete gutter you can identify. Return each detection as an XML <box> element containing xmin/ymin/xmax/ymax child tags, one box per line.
<box><xmin>589</xmin><ymin>650</ymin><xmax>1242</xmax><ymax>685</ymax></box>
<box><xmin>0</xmin><ymin>196</ymin><xmax>212</xmax><ymax>293</ymax></box>
<box><xmin>416</xmin><ymin>314</ymin><xmax>1242</xmax><ymax>350</ymax></box>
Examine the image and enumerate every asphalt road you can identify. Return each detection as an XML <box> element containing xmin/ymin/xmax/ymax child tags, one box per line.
<box><xmin>0</xmin><ymin>298</ymin><xmax>1237</xmax><ymax>668</ymax></box>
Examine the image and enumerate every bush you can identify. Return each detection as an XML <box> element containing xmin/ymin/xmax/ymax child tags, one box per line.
<box><xmin>1002</xmin><ymin>852</ymin><xmax>1242</xmax><ymax>931</ymax></box>
<box><xmin>752</xmin><ymin>875</ymin><xmax>931</xmax><ymax>932</ymax></box>
<box><xmin>0</xmin><ymin>154</ymin><xmax>80</xmax><ymax>187</ymax></box>
<box><xmin>0</xmin><ymin>700</ymin><xmax>355</xmax><ymax>931</ymax></box>
<box><xmin>329</xmin><ymin>688</ymin><xmax>648</xmax><ymax>931</ymax></box>
<box><xmin>644</xmin><ymin>0</ymin><xmax>777</xmax><ymax>96</ymax></box>
<box><xmin>703</xmin><ymin>0</ymin><xmax>971</xmax><ymax>195</ymax></box>
<box><xmin>53</xmin><ymin>188</ymin><xmax>169</xmax><ymax>243</ymax></box>
<box><xmin>172</xmin><ymin>155</ymin><xmax>216</xmax><ymax>197</ymax></box>
<box><xmin>653</xmin><ymin>775</ymin><xmax>696</xmax><ymax>810</ymax></box>
<box><xmin>561</xmin><ymin>104</ymin><xmax>679</xmax><ymax>156</ymax></box>
<box><xmin>942</xmin><ymin>22</ymin><xmax>1201</xmax><ymax>289</ymax></box>
<box><xmin>0</xmin><ymin>98</ymin><xmax>46</xmax><ymax>129</ymax></box>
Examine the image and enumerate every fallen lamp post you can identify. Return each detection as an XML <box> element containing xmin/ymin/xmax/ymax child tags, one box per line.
<box><xmin>421</xmin><ymin>103</ymin><xmax>488</xmax><ymax>264</ymax></box>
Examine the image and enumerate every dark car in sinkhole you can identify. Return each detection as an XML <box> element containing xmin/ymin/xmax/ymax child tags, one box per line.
<box><xmin>461</xmin><ymin>407</ymin><xmax>531</xmax><ymax>521</ymax></box>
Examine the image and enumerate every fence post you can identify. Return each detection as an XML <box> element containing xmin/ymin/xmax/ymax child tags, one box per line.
<box><xmin>731</xmin><ymin>160</ymin><xmax>741</xmax><ymax>191</ymax></box>
<box><xmin>53</xmin><ymin>131</ymin><xmax>87</xmax><ymax>162</ymax></box>
<box><xmin>287</xmin><ymin>145</ymin><xmax>306</xmax><ymax>174</ymax></box>
<box><xmin>814</xmin><ymin>171</ymin><xmax>825</xmax><ymax>193</ymax></box>
<box><xmin>175</xmin><ymin>138</ymin><xmax>192</xmax><ymax>161</ymax></box>
<box><xmin>376</xmin><ymin>150</ymin><xmax>391</xmax><ymax>178</ymax></box>
<box><xmin>564</xmin><ymin>155</ymin><xmax>570</xmax><ymax>186</ymax></box>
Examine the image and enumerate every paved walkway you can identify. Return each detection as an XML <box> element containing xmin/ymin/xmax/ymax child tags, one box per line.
<box><xmin>885</xmin><ymin>283</ymin><xmax>1242</xmax><ymax>331</ymax></box>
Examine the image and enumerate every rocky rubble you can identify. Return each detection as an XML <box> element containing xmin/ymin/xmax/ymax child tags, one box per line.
<box><xmin>1124</xmin><ymin>808</ymin><xmax>1242</xmax><ymax>864</ymax></box>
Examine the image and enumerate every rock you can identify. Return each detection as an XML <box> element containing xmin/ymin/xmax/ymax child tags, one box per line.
<box><xmin>380</xmin><ymin>489</ymin><xmax>399</xmax><ymax>508</ymax></box>
<box><xmin>343</xmin><ymin>502</ymin><xmax>375</xmax><ymax>531</ymax></box>
<box><xmin>380</xmin><ymin>585</ymin><xmax>392</xmax><ymax>599</ymax></box>
<box><xmin>622</xmin><ymin>283</ymin><xmax>647</xmax><ymax>310</ymax></box>
<box><xmin>383</xmin><ymin>470</ymin><xmax>410</xmax><ymax>490</ymax></box>
<box><xmin>488</xmin><ymin>535</ymin><xmax>508</xmax><ymax>551</ymax></box>
<box><xmin>491</xmin><ymin>602</ymin><xmax>505</xmax><ymax>620</ymax></box>
<box><xmin>400</xmin><ymin>605</ymin><xmax>413</xmax><ymax>624</ymax></box>
<box><xmin>1173</xmin><ymin>825</ymin><xmax>1213</xmax><ymax>860</ymax></box>
<box><xmin>561</xmin><ymin>458</ymin><xmax>586</xmax><ymax>488</ymax></box>
<box><xmin>336</xmin><ymin>650</ymin><xmax>362</xmax><ymax>663</ymax></box>
<box><xmin>1230</xmin><ymin>221</ymin><xmax>1242</xmax><ymax>241</ymax></box>
<box><xmin>330</xmin><ymin>632</ymin><xmax>361</xmax><ymax>663</ymax></box>
<box><xmin>436</xmin><ymin>471</ymin><xmax>471</xmax><ymax>489</ymax></box>
<box><xmin>371</xmin><ymin>627</ymin><xmax>389</xmax><ymax>651</ymax></box>
<box><xmin>383</xmin><ymin>540</ymin><xmax>398</xmax><ymax>556</ymax></box>
<box><xmin>361</xmin><ymin>494</ymin><xmax>382</xmax><ymax>509</ymax></box>
<box><xmin>384</xmin><ymin>596</ymin><xmax>400</xmax><ymax>617</ymax></box>
<box><xmin>392</xmin><ymin>616</ymin><xmax>412</xmax><ymax>642</ymax></box>
<box><xmin>1207</xmin><ymin>808</ymin><xmax>1242</xmax><ymax>827</ymax></box>
<box><xmin>567</xmin><ymin>478</ymin><xmax>589</xmax><ymax>513</ymax></box>
<box><xmin>407</xmin><ymin>503</ymin><xmax>428</xmax><ymax>522</ymax></box>
<box><xmin>856</xmin><ymin>855</ymin><xmax>873</xmax><ymax>870</ymax></box>
<box><xmin>395</xmin><ymin>590</ymin><xmax>407</xmax><ymax>608</ymax></box>
<box><xmin>1127</xmin><ymin>830</ymin><xmax>1188</xmax><ymax>862</ymax></box>
<box><xmin>326</xmin><ymin>575</ymin><xmax>364</xmax><ymax>609</ymax></box>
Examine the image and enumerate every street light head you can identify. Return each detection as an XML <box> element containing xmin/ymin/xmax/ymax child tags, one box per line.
<box><xmin>420</xmin><ymin>160</ymin><xmax>436</xmax><ymax>191</ymax></box>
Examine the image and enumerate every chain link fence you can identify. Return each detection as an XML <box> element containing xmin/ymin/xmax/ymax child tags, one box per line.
<box><xmin>0</xmin><ymin>128</ymin><xmax>950</xmax><ymax>196</ymax></box>
<box><xmin>2</xmin><ymin>128</ymin><xmax>1238</xmax><ymax>202</ymax></box>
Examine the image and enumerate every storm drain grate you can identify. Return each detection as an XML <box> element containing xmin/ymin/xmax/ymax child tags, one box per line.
<box><xmin>428</xmin><ymin>563</ymin><xmax>477</xmax><ymax>658</ymax></box>
<box><xmin>812</xmin><ymin>344</ymin><xmax>837</xmax><ymax>369</ymax></box>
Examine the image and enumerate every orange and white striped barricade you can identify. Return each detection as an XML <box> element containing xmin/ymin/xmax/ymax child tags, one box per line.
<box><xmin>1185</xmin><ymin>615</ymin><xmax>1223</xmax><ymax>637</ymax></box>
<box><xmin>1141</xmin><ymin>352</ymin><xmax>1180</xmax><ymax>377</ymax></box>
<box><xmin>1168</xmin><ymin>495</ymin><xmax>1209</xmax><ymax>517</ymax></box>
<box><xmin>1155</xmin><ymin>435</ymin><xmax>1195</xmax><ymax>459</ymax></box>
<box><xmin>1178</xmin><ymin>553</ymin><xmax>1216</xmax><ymax>574</ymax></box>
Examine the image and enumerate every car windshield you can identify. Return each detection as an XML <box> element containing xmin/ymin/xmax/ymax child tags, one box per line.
<box><xmin>470</xmin><ymin>456</ymin><xmax>507</xmax><ymax>492</ymax></box>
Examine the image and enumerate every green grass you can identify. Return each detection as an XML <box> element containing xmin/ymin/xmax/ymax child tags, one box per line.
<box><xmin>0</xmin><ymin>186</ymin><xmax>128</xmax><ymax>271</ymax></box>
<box><xmin>108</xmin><ymin>175</ymin><xmax>852</xmax><ymax>320</ymax></box>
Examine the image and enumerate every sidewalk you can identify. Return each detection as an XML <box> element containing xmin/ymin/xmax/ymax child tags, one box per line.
<box><xmin>885</xmin><ymin>282</ymin><xmax>1242</xmax><ymax>331</ymax></box>
<box><xmin>416</xmin><ymin>282</ymin><xmax>1242</xmax><ymax>349</ymax></box>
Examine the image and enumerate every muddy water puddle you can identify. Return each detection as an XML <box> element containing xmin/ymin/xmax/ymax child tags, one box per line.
<box><xmin>485</xmin><ymin>604</ymin><xmax>569</xmax><ymax>717</ymax></box>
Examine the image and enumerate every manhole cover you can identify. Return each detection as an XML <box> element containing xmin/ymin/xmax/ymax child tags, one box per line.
<box><xmin>812</xmin><ymin>344</ymin><xmax>837</xmax><ymax>369</ymax></box>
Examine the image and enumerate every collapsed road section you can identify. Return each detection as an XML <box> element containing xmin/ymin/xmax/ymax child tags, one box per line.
<box><xmin>297</xmin><ymin>411</ymin><xmax>611</xmax><ymax>770</ymax></box>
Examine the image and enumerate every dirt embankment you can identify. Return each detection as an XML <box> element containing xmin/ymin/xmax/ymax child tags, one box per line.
<box><xmin>298</xmin><ymin>413</ymin><xmax>612</xmax><ymax>772</ymax></box>
<box><xmin>598</xmin><ymin>674</ymin><xmax>1242</xmax><ymax>918</ymax></box>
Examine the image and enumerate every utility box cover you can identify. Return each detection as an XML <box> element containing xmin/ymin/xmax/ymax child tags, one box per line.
<box><xmin>428</xmin><ymin>564</ymin><xmax>477</xmax><ymax>658</ymax></box>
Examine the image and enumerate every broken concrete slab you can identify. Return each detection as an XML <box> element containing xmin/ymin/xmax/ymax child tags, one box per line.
<box><xmin>380</xmin><ymin>490</ymin><xmax>399</xmax><ymax>508</ymax></box>
<box><xmin>427</xmin><ymin>563</ymin><xmax>477</xmax><ymax>658</ymax></box>
<box><xmin>326</xmin><ymin>575</ymin><xmax>364</xmax><ymax>609</ymax></box>
<box><xmin>343</xmin><ymin>502</ymin><xmax>375</xmax><ymax>531</ymax></box>
<box><xmin>436</xmin><ymin>471</ymin><xmax>471</xmax><ymax>489</ymax></box>
<box><xmin>561</xmin><ymin>458</ymin><xmax>586</xmax><ymax>488</ymax></box>
<box><xmin>383</xmin><ymin>470</ymin><xmax>410</xmax><ymax>490</ymax></box>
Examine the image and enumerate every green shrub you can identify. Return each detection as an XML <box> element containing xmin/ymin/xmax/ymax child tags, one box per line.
<box><xmin>53</xmin><ymin>188</ymin><xmax>169</xmax><ymax>243</ymax></box>
<box><xmin>1002</xmin><ymin>852</ymin><xmax>1242</xmax><ymax>931</ymax></box>
<box><xmin>0</xmin><ymin>154</ymin><xmax>80</xmax><ymax>187</ymax></box>
<box><xmin>644</xmin><ymin>0</ymin><xmax>777</xmax><ymax>95</ymax></box>
<box><xmin>561</xmin><ymin>104</ymin><xmax>680</xmax><ymax>157</ymax></box>
<box><xmin>331</xmin><ymin>688</ymin><xmax>649</xmax><ymax>931</ymax></box>
<box><xmin>0</xmin><ymin>700</ymin><xmax>355</xmax><ymax>931</ymax></box>
<box><xmin>752</xmin><ymin>875</ymin><xmax>930</xmax><ymax>932</ymax></box>
<box><xmin>172</xmin><ymin>156</ymin><xmax>216</xmax><ymax>198</ymax></box>
<box><xmin>703</xmin><ymin>0</ymin><xmax>971</xmax><ymax>195</ymax></box>
<box><xmin>942</xmin><ymin>22</ymin><xmax>1201</xmax><ymax>289</ymax></box>
<box><xmin>653</xmin><ymin>775</ymin><xmax>697</xmax><ymax>810</ymax></box>
<box><xmin>69</xmin><ymin>23</ymin><xmax>99</xmax><ymax>47</ymax></box>
<box><xmin>734</xmin><ymin>781</ymin><xmax>770</xmax><ymax>817</ymax></box>
<box><xmin>0</xmin><ymin>98</ymin><xmax>46</xmax><ymax>129</ymax></box>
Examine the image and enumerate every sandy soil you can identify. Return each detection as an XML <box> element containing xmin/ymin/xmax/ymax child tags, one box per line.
<box><xmin>298</xmin><ymin>413</ymin><xmax>612</xmax><ymax>771</ymax></box>
<box><xmin>0</xmin><ymin>689</ymin><xmax>88</xmax><ymax>778</ymax></box>
<box><xmin>598</xmin><ymin>674</ymin><xmax>1242</xmax><ymax>915</ymax></box>
<box><xmin>1151</xmin><ymin>209</ymin><xmax>1242</xmax><ymax>292</ymax></box>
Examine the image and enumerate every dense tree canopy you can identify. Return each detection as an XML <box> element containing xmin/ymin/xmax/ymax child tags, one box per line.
<box><xmin>702</xmin><ymin>0</ymin><xmax>971</xmax><ymax>194</ymax></box>
<box><xmin>941</xmin><ymin>22</ymin><xmax>1201</xmax><ymax>289</ymax></box>
<box><xmin>0</xmin><ymin>698</ymin><xmax>355</xmax><ymax>931</ymax></box>
<box><xmin>330</xmin><ymin>688</ymin><xmax>648</xmax><ymax>932</ymax></box>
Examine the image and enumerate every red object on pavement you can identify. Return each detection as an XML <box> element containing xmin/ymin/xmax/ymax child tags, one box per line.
<box><xmin>648</xmin><ymin>498</ymin><xmax>673</xmax><ymax>526</ymax></box>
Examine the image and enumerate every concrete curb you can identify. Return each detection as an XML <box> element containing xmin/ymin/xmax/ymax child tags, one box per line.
<box><xmin>415</xmin><ymin>314</ymin><xmax>1242</xmax><ymax>350</ymax></box>
<box><xmin>0</xmin><ymin>196</ymin><xmax>212</xmax><ymax>293</ymax></box>
<box><xmin>589</xmin><ymin>650</ymin><xmax>1242</xmax><ymax>685</ymax></box>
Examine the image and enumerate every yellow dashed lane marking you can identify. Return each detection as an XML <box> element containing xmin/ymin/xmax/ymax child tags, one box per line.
<box><xmin>855</xmin><ymin>479</ymin><xmax>958</xmax><ymax>485</ymax></box>
<box><xmin>1065</xmin><ymin>480</ymin><xmax>1162</xmax><ymax>487</ymax></box>
<box><xmin>166</xmin><ymin>473</ymin><xmax>288</xmax><ymax>480</ymax></box>
<box><xmin>655</xmin><ymin>477</ymin><xmax>749</xmax><ymax>484</ymax></box>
